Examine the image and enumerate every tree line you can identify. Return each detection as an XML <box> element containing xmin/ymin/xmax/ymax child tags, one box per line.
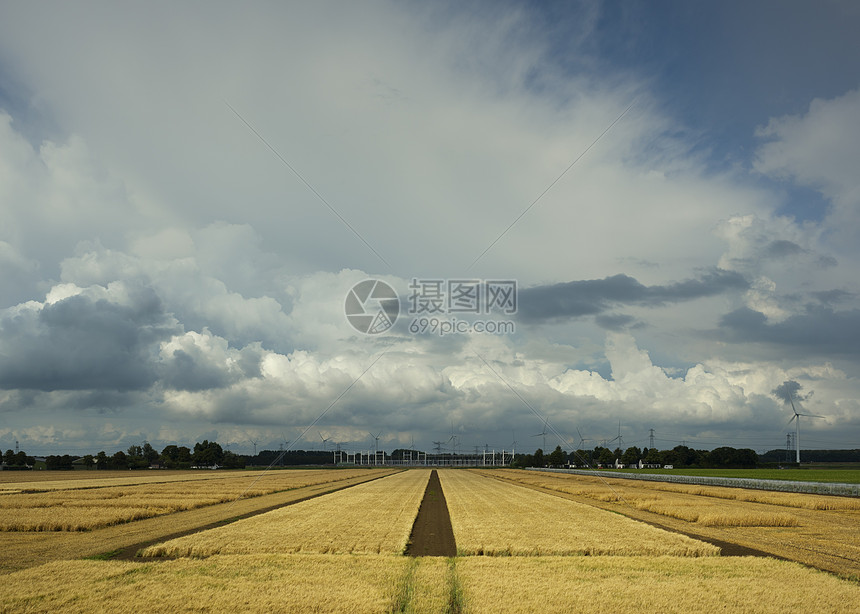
<box><xmin>515</xmin><ymin>444</ymin><xmax>759</xmax><ymax>469</ymax></box>
<box><xmin>2</xmin><ymin>440</ymin><xmax>246</xmax><ymax>470</ymax></box>
<box><xmin>2</xmin><ymin>442</ymin><xmax>343</xmax><ymax>470</ymax></box>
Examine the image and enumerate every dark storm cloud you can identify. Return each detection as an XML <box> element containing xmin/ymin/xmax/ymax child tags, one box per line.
<box><xmin>593</xmin><ymin>313</ymin><xmax>638</xmax><ymax>331</ymax></box>
<box><xmin>812</xmin><ymin>289</ymin><xmax>854</xmax><ymax>306</ymax></box>
<box><xmin>772</xmin><ymin>380</ymin><xmax>806</xmax><ymax>404</ymax></box>
<box><xmin>0</xmin><ymin>285</ymin><xmax>180</xmax><ymax>391</ymax></box>
<box><xmin>160</xmin><ymin>349</ymin><xmax>231</xmax><ymax>392</ymax></box>
<box><xmin>159</xmin><ymin>344</ymin><xmax>264</xmax><ymax>392</ymax></box>
<box><xmin>762</xmin><ymin>240</ymin><xmax>837</xmax><ymax>268</ymax></box>
<box><xmin>717</xmin><ymin>306</ymin><xmax>860</xmax><ymax>357</ymax></box>
<box><xmin>764</xmin><ymin>239</ymin><xmax>804</xmax><ymax>259</ymax></box>
<box><xmin>517</xmin><ymin>269</ymin><xmax>749</xmax><ymax>323</ymax></box>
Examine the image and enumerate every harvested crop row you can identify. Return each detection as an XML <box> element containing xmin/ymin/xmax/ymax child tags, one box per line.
<box><xmin>0</xmin><ymin>469</ymin><xmax>378</xmax><ymax>531</ymax></box>
<box><xmin>596</xmin><ymin>472</ymin><xmax>860</xmax><ymax>511</ymax></box>
<box><xmin>142</xmin><ymin>469</ymin><xmax>430</xmax><ymax>557</ymax></box>
<box><xmin>0</xmin><ymin>554</ymin><xmax>411</xmax><ymax>613</ymax></box>
<box><xmin>5</xmin><ymin>553</ymin><xmax>858</xmax><ymax>613</ymax></box>
<box><xmin>485</xmin><ymin>468</ymin><xmax>860</xmax><ymax>578</ymax></box>
<box><xmin>0</xmin><ymin>471</ymin><xmax>260</xmax><ymax>493</ymax></box>
<box><xmin>486</xmin><ymin>470</ymin><xmax>805</xmax><ymax>527</ymax></box>
<box><xmin>457</xmin><ymin>555</ymin><xmax>860</xmax><ymax>614</ymax></box>
<box><xmin>631</xmin><ymin>499</ymin><xmax>798</xmax><ymax>527</ymax></box>
<box><xmin>0</xmin><ymin>468</ymin><xmax>352</xmax><ymax>494</ymax></box>
<box><xmin>439</xmin><ymin>470</ymin><xmax>718</xmax><ymax>557</ymax></box>
<box><xmin>492</xmin><ymin>468</ymin><xmax>860</xmax><ymax>511</ymax></box>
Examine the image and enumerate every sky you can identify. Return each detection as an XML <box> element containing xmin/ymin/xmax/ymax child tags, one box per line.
<box><xmin>1</xmin><ymin>0</ymin><xmax>859</xmax><ymax>458</ymax></box>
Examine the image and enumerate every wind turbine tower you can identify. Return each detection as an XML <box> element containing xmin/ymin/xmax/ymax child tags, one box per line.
<box><xmin>787</xmin><ymin>398</ymin><xmax>824</xmax><ymax>463</ymax></box>
<box><xmin>532</xmin><ymin>419</ymin><xmax>549</xmax><ymax>450</ymax></box>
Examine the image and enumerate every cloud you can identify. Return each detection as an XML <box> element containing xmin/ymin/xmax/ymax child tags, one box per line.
<box><xmin>0</xmin><ymin>281</ymin><xmax>179</xmax><ymax>391</ymax></box>
<box><xmin>772</xmin><ymin>380</ymin><xmax>806</xmax><ymax>404</ymax></box>
<box><xmin>755</xmin><ymin>88</ymin><xmax>860</xmax><ymax>205</ymax></box>
<box><xmin>158</xmin><ymin>329</ymin><xmax>263</xmax><ymax>392</ymax></box>
<box><xmin>754</xmin><ymin>87</ymin><xmax>860</xmax><ymax>251</ymax></box>
<box><xmin>517</xmin><ymin>269</ymin><xmax>748</xmax><ymax>323</ymax></box>
<box><xmin>717</xmin><ymin>306</ymin><xmax>860</xmax><ymax>357</ymax></box>
<box><xmin>0</xmin><ymin>3</ymin><xmax>858</xmax><ymax>454</ymax></box>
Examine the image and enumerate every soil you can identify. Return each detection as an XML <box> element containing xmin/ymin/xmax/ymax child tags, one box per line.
<box><xmin>405</xmin><ymin>470</ymin><xmax>457</xmax><ymax>557</ymax></box>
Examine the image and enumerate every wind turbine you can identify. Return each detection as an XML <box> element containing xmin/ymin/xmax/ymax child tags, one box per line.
<box><xmin>787</xmin><ymin>398</ymin><xmax>824</xmax><ymax>463</ymax></box>
<box><xmin>532</xmin><ymin>419</ymin><xmax>548</xmax><ymax>451</ymax></box>
<box><xmin>511</xmin><ymin>431</ymin><xmax>518</xmax><ymax>457</ymax></box>
<box><xmin>447</xmin><ymin>420</ymin><xmax>459</xmax><ymax>455</ymax></box>
<box><xmin>318</xmin><ymin>432</ymin><xmax>331</xmax><ymax>451</ymax></box>
<box><xmin>607</xmin><ymin>421</ymin><xmax>624</xmax><ymax>449</ymax></box>
<box><xmin>576</xmin><ymin>427</ymin><xmax>592</xmax><ymax>450</ymax></box>
<box><xmin>248</xmin><ymin>438</ymin><xmax>258</xmax><ymax>456</ymax></box>
<box><xmin>368</xmin><ymin>432</ymin><xmax>382</xmax><ymax>456</ymax></box>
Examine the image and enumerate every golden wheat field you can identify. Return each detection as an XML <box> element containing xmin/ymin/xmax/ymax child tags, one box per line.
<box><xmin>482</xmin><ymin>468</ymin><xmax>860</xmax><ymax>576</ymax></box>
<box><xmin>2</xmin><ymin>468</ymin><xmax>860</xmax><ymax>613</ymax></box>
<box><xmin>141</xmin><ymin>469</ymin><xmax>429</xmax><ymax>557</ymax></box>
<box><xmin>440</xmin><ymin>469</ymin><xmax>718</xmax><ymax>556</ymax></box>
<box><xmin>0</xmin><ymin>469</ymin><xmax>374</xmax><ymax>531</ymax></box>
<box><xmin>0</xmin><ymin>469</ymin><xmax>250</xmax><ymax>491</ymax></box>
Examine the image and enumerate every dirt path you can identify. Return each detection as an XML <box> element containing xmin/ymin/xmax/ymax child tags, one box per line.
<box><xmin>405</xmin><ymin>469</ymin><xmax>457</xmax><ymax>557</ymax></box>
<box><xmin>0</xmin><ymin>470</ymin><xmax>395</xmax><ymax>573</ymax></box>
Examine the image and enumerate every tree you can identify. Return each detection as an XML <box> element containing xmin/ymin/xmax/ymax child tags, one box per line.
<box><xmin>643</xmin><ymin>447</ymin><xmax>662</xmax><ymax>465</ymax></box>
<box><xmin>193</xmin><ymin>440</ymin><xmax>223</xmax><ymax>467</ymax></box>
<box><xmin>621</xmin><ymin>447</ymin><xmax>641</xmax><ymax>465</ymax></box>
<box><xmin>111</xmin><ymin>451</ymin><xmax>128</xmax><ymax>469</ymax></box>
<box><xmin>532</xmin><ymin>448</ymin><xmax>545</xmax><ymax>468</ymax></box>
<box><xmin>82</xmin><ymin>454</ymin><xmax>95</xmax><ymax>469</ymax></box>
<box><xmin>142</xmin><ymin>441</ymin><xmax>159</xmax><ymax>463</ymax></box>
<box><xmin>572</xmin><ymin>448</ymin><xmax>591</xmax><ymax>466</ymax></box>
<box><xmin>46</xmin><ymin>455</ymin><xmax>74</xmax><ymax>470</ymax></box>
<box><xmin>96</xmin><ymin>451</ymin><xmax>109</xmax><ymax>469</ymax></box>
<box><xmin>597</xmin><ymin>448</ymin><xmax>615</xmax><ymax>466</ymax></box>
<box><xmin>3</xmin><ymin>449</ymin><xmax>14</xmax><ymax>466</ymax></box>
<box><xmin>221</xmin><ymin>450</ymin><xmax>245</xmax><ymax>469</ymax></box>
<box><xmin>706</xmin><ymin>447</ymin><xmax>758</xmax><ymax>468</ymax></box>
<box><xmin>548</xmin><ymin>445</ymin><xmax>565</xmax><ymax>467</ymax></box>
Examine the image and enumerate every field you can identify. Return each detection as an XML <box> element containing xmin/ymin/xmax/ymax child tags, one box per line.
<box><xmin>141</xmin><ymin>469</ymin><xmax>429</xmax><ymax>556</ymax></box>
<box><xmin>2</xmin><ymin>468</ymin><xmax>860</xmax><ymax>612</ymax></box>
<box><xmin>440</xmin><ymin>469</ymin><xmax>717</xmax><ymax>556</ymax></box>
<box><xmin>599</xmin><ymin>467</ymin><xmax>860</xmax><ymax>484</ymax></box>
<box><xmin>0</xmin><ymin>469</ymin><xmax>379</xmax><ymax>531</ymax></box>
<box><xmin>483</xmin><ymin>468</ymin><xmax>860</xmax><ymax>577</ymax></box>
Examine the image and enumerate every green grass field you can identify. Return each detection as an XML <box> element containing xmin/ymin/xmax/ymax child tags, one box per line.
<box><xmin>598</xmin><ymin>468</ymin><xmax>860</xmax><ymax>484</ymax></box>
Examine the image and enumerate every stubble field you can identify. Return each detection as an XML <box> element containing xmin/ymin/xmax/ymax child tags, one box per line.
<box><xmin>2</xmin><ymin>467</ymin><xmax>859</xmax><ymax>613</ymax></box>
